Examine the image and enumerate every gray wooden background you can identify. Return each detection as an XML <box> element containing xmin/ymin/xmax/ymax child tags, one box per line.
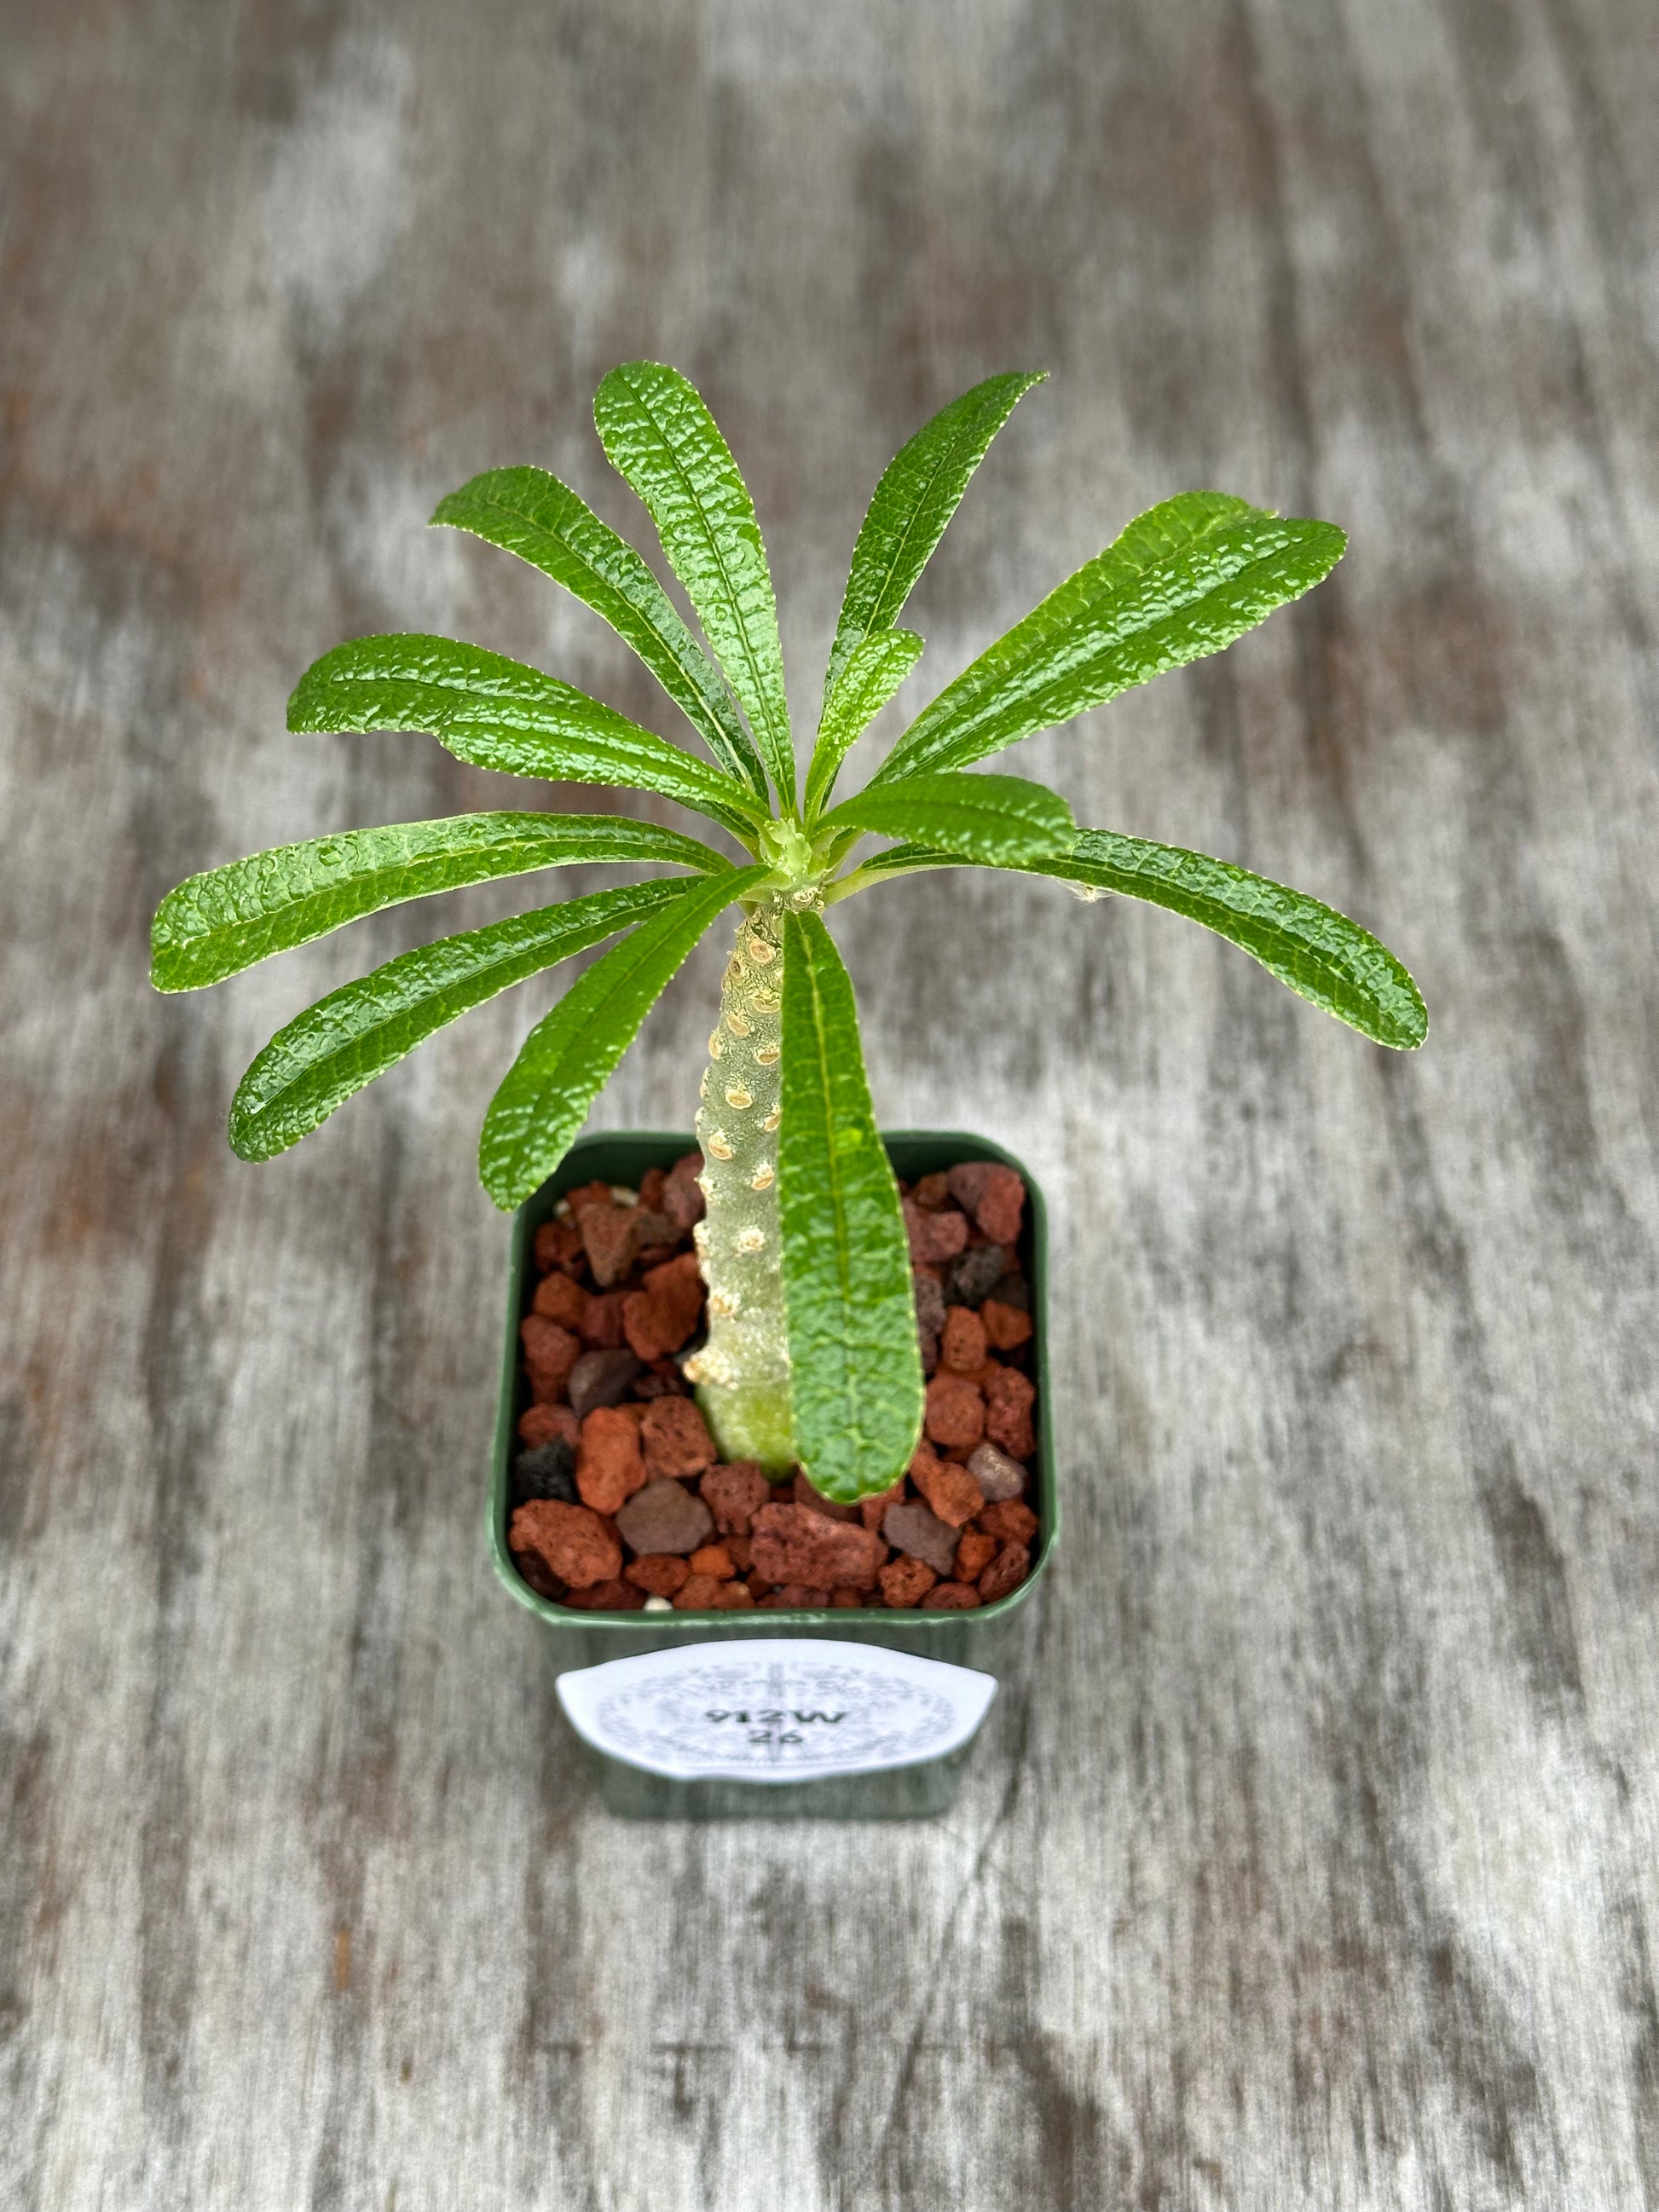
<box><xmin>4</xmin><ymin>1</ymin><xmax>1657</xmax><ymax>2205</ymax></box>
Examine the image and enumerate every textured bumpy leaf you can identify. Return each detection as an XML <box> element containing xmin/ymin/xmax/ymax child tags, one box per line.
<box><xmin>479</xmin><ymin>864</ymin><xmax>767</xmax><ymax>1209</ymax></box>
<box><xmin>823</xmin><ymin>371</ymin><xmax>1043</xmax><ymax>706</ymax></box>
<box><xmin>850</xmin><ymin>829</ymin><xmax>1427</xmax><ymax>1048</ymax></box>
<box><xmin>817</xmin><ymin>771</ymin><xmax>1076</xmax><ymax>869</ymax></box>
<box><xmin>287</xmin><ymin>634</ymin><xmax>767</xmax><ymax>839</ymax></box>
<box><xmin>431</xmin><ymin>467</ymin><xmax>769</xmax><ymax>801</ymax></box>
<box><xmin>594</xmin><ymin>362</ymin><xmax>795</xmax><ymax>806</ymax></box>
<box><xmin>803</xmin><ymin>628</ymin><xmax>923</xmax><ymax>822</ymax></box>
<box><xmin>153</xmin><ymin>813</ymin><xmax>724</xmax><ymax>992</ymax></box>
<box><xmin>876</xmin><ymin>495</ymin><xmax>1346</xmax><ymax>783</ymax></box>
<box><xmin>777</xmin><ymin>910</ymin><xmax>924</xmax><ymax>1501</ymax></box>
<box><xmin>228</xmin><ymin>880</ymin><xmax>691</xmax><ymax>1163</ymax></box>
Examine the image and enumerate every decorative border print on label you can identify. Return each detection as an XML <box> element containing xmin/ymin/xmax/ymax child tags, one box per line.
<box><xmin>556</xmin><ymin>1638</ymin><xmax>998</xmax><ymax>1782</ymax></box>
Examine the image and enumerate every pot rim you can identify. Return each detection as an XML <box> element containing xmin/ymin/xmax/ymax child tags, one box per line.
<box><xmin>488</xmin><ymin>1129</ymin><xmax>1060</xmax><ymax>1635</ymax></box>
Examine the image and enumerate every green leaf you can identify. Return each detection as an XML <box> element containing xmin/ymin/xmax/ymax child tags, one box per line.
<box><xmin>846</xmin><ymin>829</ymin><xmax>1428</xmax><ymax>1049</ymax></box>
<box><xmin>823</xmin><ymin>370</ymin><xmax>1043</xmax><ymax>705</ymax></box>
<box><xmin>816</xmin><ymin>771</ymin><xmax>1076</xmax><ymax>869</ymax></box>
<box><xmin>803</xmin><ymin>628</ymin><xmax>923</xmax><ymax>823</ymax></box>
<box><xmin>479</xmin><ymin>863</ymin><xmax>768</xmax><ymax>1208</ymax></box>
<box><xmin>777</xmin><ymin>910</ymin><xmax>923</xmax><ymax>1501</ymax></box>
<box><xmin>431</xmin><ymin>466</ymin><xmax>770</xmax><ymax>802</ymax></box>
<box><xmin>876</xmin><ymin>494</ymin><xmax>1346</xmax><ymax>783</ymax></box>
<box><xmin>593</xmin><ymin>361</ymin><xmax>795</xmax><ymax>809</ymax></box>
<box><xmin>228</xmin><ymin>880</ymin><xmax>691</xmax><ymax>1164</ymax></box>
<box><xmin>153</xmin><ymin>812</ymin><xmax>725</xmax><ymax>992</ymax></box>
<box><xmin>287</xmin><ymin>633</ymin><xmax>767</xmax><ymax>840</ymax></box>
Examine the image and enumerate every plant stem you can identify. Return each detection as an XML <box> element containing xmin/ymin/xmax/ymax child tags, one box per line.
<box><xmin>684</xmin><ymin>898</ymin><xmax>795</xmax><ymax>1470</ymax></box>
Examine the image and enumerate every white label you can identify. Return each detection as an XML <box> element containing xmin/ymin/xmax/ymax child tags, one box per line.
<box><xmin>556</xmin><ymin>1637</ymin><xmax>997</xmax><ymax>1782</ymax></box>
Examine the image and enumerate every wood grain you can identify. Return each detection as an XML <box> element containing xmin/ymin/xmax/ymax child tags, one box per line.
<box><xmin>3</xmin><ymin>1</ymin><xmax>1658</xmax><ymax>2204</ymax></box>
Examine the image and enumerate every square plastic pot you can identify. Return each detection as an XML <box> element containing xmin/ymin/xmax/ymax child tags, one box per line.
<box><xmin>488</xmin><ymin>1129</ymin><xmax>1058</xmax><ymax>1816</ymax></box>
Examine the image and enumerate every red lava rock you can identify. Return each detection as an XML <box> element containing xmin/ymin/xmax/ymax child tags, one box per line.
<box><xmin>710</xmin><ymin>1580</ymin><xmax>755</xmax><ymax>1610</ymax></box>
<box><xmin>614</xmin><ymin>1476</ymin><xmax>714</xmax><ymax>1556</ymax></box>
<box><xmin>673</xmin><ymin>1573</ymin><xmax>725</xmax><ymax>1610</ymax></box>
<box><xmin>725</xmin><ymin>1533</ymin><xmax>754</xmax><ymax>1572</ymax></box>
<box><xmin>947</xmin><ymin>1161</ymin><xmax>1026</xmax><ymax>1246</ymax></box>
<box><xmin>979</xmin><ymin>1542</ymin><xmax>1031</xmax><ymax>1602</ymax></box>
<box><xmin>909</xmin><ymin>1445</ymin><xmax>984</xmax><ymax>1528</ymax></box>
<box><xmin>922</xmin><ymin>1580</ymin><xmax>981</xmax><ymax>1610</ymax></box>
<box><xmin>639</xmin><ymin>1395</ymin><xmax>715</xmax><ymax>1481</ymax></box>
<box><xmin>750</xmin><ymin>1504</ymin><xmax>884</xmax><ymax>1592</ymax></box>
<box><xmin>688</xmin><ymin>1543</ymin><xmax>736</xmax><ymax>1580</ymax></box>
<box><xmin>577</xmin><ymin>1202</ymin><xmax>644</xmax><ymax>1288</ymax></box>
<box><xmin>910</xmin><ymin>1171</ymin><xmax>951</xmax><ymax>1210</ymax></box>
<box><xmin>624</xmin><ymin>1554</ymin><xmax>691</xmax><ymax>1597</ymax></box>
<box><xmin>517</xmin><ymin>1402</ymin><xmax>580</xmax><ymax>1450</ymax></box>
<box><xmin>579</xmin><ymin>1291</ymin><xmax>628</xmax><ymax>1349</ymax></box>
<box><xmin>520</xmin><ymin>1316</ymin><xmax>580</xmax><ymax>1404</ymax></box>
<box><xmin>566</xmin><ymin>1180</ymin><xmax>614</xmax><ymax>1214</ymax></box>
<box><xmin>662</xmin><ymin>1151</ymin><xmax>706</xmax><ymax>1231</ymax></box>
<box><xmin>984</xmin><ymin>1366</ymin><xmax>1036</xmax><ymax>1459</ymax></box>
<box><xmin>622</xmin><ymin>1251</ymin><xmax>705</xmax><ymax>1360</ymax></box>
<box><xmin>940</xmin><ymin>1306</ymin><xmax>988</xmax><ymax>1375</ymax></box>
<box><xmin>980</xmin><ymin>1297</ymin><xmax>1032</xmax><ymax>1351</ymax></box>
<box><xmin>953</xmin><ymin>1529</ymin><xmax>998</xmax><ymax>1582</ymax></box>
<box><xmin>758</xmin><ymin>1585</ymin><xmax>831</xmax><ymax>1609</ymax></box>
<box><xmin>924</xmin><ymin>1372</ymin><xmax>985</xmax><ymax>1451</ymax></box>
<box><xmin>639</xmin><ymin>1166</ymin><xmax>668</xmax><ymax>1210</ymax></box>
<box><xmin>830</xmin><ymin>1589</ymin><xmax>866</xmax><ymax>1608</ymax></box>
<box><xmin>903</xmin><ymin>1198</ymin><xmax>969</xmax><ymax>1265</ymax></box>
<box><xmin>575</xmin><ymin>1406</ymin><xmax>648</xmax><ymax>1515</ymax></box>
<box><xmin>977</xmin><ymin>1497</ymin><xmax>1038</xmax><ymax>1547</ymax></box>
<box><xmin>509</xmin><ymin>1499</ymin><xmax>621</xmax><ymax>1589</ymax></box>
<box><xmin>794</xmin><ymin>1471</ymin><xmax>859</xmax><ymax>1522</ymax></box>
<box><xmin>859</xmin><ymin>1481</ymin><xmax>904</xmax><ymax>1532</ymax></box>
<box><xmin>511</xmin><ymin>1548</ymin><xmax>566</xmax><ymax>1601</ymax></box>
<box><xmin>535</xmin><ymin>1216</ymin><xmax>587</xmax><ymax>1275</ymax></box>
<box><xmin>568</xmin><ymin>1349</ymin><xmax>645</xmax><ymax>1418</ymax></box>
<box><xmin>531</xmin><ymin>1273</ymin><xmax>589</xmax><ymax>1331</ymax></box>
<box><xmin>966</xmin><ymin>1441</ymin><xmax>1028</xmax><ymax>1502</ymax></box>
<box><xmin>700</xmin><ymin>1460</ymin><xmax>773</xmax><ymax>1535</ymax></box>
<box><xmin>879</xmin><ymin>1555</ymin><xmax>938</xmax><ymax>1608</ymax></box>
<box><xmin>636</xmin><ymin>1243</ymin><xmax>681</xmax><ymax>1273</ymax></box>
<box><xmin>882</xmin><ymin>1497</ymin><xmax>961</xmax><ymax>1579</ymax></box>
<box><xmin>561</xmin><ymin>1576</ymin><xmax>646</xmax><ymax>1611</ymax></box>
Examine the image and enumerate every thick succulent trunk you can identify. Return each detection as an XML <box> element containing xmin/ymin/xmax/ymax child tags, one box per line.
<box><xmin>684</xmin><ymin>898</ymin><xmax>795</xmax><ymax>1469</ymax></box>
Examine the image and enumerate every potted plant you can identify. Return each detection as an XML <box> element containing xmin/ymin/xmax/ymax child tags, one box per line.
<box><xmin>152</xmin><ymin>363</ymin><xmax>1425</xmax><ymax>1807</ymax></box>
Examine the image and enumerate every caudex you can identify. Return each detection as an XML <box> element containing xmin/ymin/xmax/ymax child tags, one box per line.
<box><xmin>152</xmin><ymin>364</ymin><xmax>1427</xmax><ymax>1501</ymax></box>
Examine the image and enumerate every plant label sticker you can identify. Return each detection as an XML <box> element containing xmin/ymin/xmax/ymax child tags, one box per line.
<box><xmin>555</xmin><ymin>1638</ymin><xmax>998</xmax><ymax>1782</ymax></box>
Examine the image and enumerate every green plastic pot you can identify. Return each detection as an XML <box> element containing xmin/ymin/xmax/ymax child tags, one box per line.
<box><xmin>489</xmin><ymin>1129</ymin><xmax>1058</xmax><ymax>1816</ymax></box>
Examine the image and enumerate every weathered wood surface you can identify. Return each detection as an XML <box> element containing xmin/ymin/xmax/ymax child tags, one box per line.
<box><xmin>4</xmin><ymin>1</ymin><xmax>1658</xmax><ymax>2203</ymax></box>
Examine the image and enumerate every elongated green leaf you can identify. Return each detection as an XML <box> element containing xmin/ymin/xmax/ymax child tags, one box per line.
<box><xmin>431</xmin><ymin>466</ymin><xmax>770</xmax><ymax>802</ymax></box>
<box><xmin>594</xmin><ymin>362</ymin><xmax>795</xmax><ymax>807</ymax></box>
<box><xmin>823</xmin><ymin>370</ymin><xmax>1043</xmax><ymax>706</ymax></box>
<box><xmin>287</xmin><ymin>633</ymin><xmax>767</xmax><ymax>840</ymax></box>
<box><xmin>844</xmin><ymin>829</ymin><xmax>1427</xmax><ymax>1048</ymax></box>
<box><xmin>479</xmin><ymin>864</ymin><xmax>768</xmax><ymax>1208</ymax></box>
<box><xmin>153</xmin><ymin>812</ymin><xmax>725</xmax><ymax>992</ymax></box>
<box><xmin>817</xmin><ymin>771</ymin><xmax>1075</xmax><ymax>869</ymax></box>
<box><xmin>777</xmin><ymin>910</ymin><xmax>923</xmax><ymax>1501</ymax></box>
<box><xmin>228</xmin><ymin>880</ymin><xmax>691</xmax><ymax>1163</ymax></box>
<box><xmin>803</xmin><ymin>628</ymin><xmax>922</xmax><ymax>822</ymax></box>
<box><xmin>876</xmin><ymin>494</ymin><xmax>1345</xmax><ymax>783</ymax></box>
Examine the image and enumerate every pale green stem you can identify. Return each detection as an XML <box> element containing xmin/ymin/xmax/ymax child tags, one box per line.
<box><xmin>684</xmin><ymin>898</ymin><xmax>795</xmax><ymax>1469</ymax></box>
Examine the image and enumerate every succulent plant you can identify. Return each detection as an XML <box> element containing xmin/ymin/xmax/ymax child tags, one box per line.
<box><xmin>152</xmin><ymin>363</ymin><xmax>1426</xmax><ymax>1499</ymax></box>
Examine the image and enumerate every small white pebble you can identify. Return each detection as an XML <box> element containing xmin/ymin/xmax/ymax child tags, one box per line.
<box><xmin>643</xmin><ymin>1595</ymin><xmax>673</xmax><ymax>1613</ymax></box>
